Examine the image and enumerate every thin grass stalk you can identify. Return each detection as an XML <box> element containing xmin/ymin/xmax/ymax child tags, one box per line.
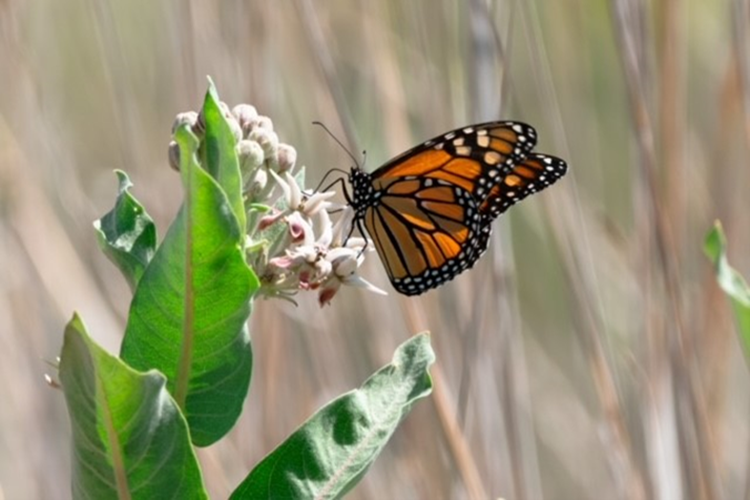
<box><xmin>657</xmin><ymin>0</ymin><xmax>686</xmax><ymax>264</ymax></box>
<box><xmin>465</xmin><ymin>2</ymin><xmax>535</xmax><ymax>498</ymax></box>
<box><xmin>732</xmin><ymin>0</ymin><xmax>750</xmax><ymax>153</ymax></box>
<box><xmin>610</xmin><ymin>0</ymin><xmax>722</xmax><ymax>498</ymax></box>
<box><xmin>729</xmin><ymin>0</ymin><xmax>750</xmax><ymax>497</ymax></box>
<box><xmin>399</xmin><ymin>298</ymin><xmax>489</xmax><ymax>500</ymax></box>
<box><xmin>491</xmin><ymin>241</ymin><xmax>542</xmax><ymax>500</ymax></box>
<box><xmin>519</xmin><ymin>2</ymin><xmax>648</xmax><ymax>498</ymax></box>
<box><xmin>296</xmin><ymin>0</ymin><xmax>359</xmax><ymax>153</ymax></box>
<box><xmin>87</xmin><ymin>0</ymin><xmax>143</xmax><ymax>171</ymax></box>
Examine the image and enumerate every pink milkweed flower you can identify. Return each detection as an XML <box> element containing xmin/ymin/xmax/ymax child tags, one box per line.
<box><xmin>173</xmin><ymin>100</ymin><xmax>384</xmax><ymax>306</ymax></box>
<box><xmin>258</xmin><ymin>208</ymin><xmax>284</xmax><ymax>231</ymax></box>
<box><xmin>270</xmin><ymin>170</ymin><xmax>336</xmax><ymax>219</ymax></box>
<box><xmin>318</xmin><ymin>247</ymin><xmax>386</xmax><ymax>306</ymax></box>
<box><xmin>286</xmin><ymin>212</ymin><xmax>310</xmax><ymax>243</ymax></box>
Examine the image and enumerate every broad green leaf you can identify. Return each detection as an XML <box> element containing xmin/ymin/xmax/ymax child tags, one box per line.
<box><xmin>121</xmin><ymin>124</ymin><xmax>259</xmax><ymax>446</ymax></box>
<box><xmin>230</xmin><ymin>333</ymin><xmax>435</xmax><ymax>500</ymax></box>
<box><xmin>94</xmin><ymin>170</ymin><xmax>156</xmax><ymax>291</ymax></box>
<box><xmin>202</xmin><ymin>78</ymin><xmax>246</xmax><ymax>233</ymax></box>
<box><xmin>704</xmin><ymin>221</ymin><xmax>750</xmax><ymax>362</ymax></box>
<box><xmin>59</xmin><ymin>313</ymin><xmax>206</xmax><ymax>500</ymax></box>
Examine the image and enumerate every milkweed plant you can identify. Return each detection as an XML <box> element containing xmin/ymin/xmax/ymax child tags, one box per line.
<box><xmin>54</xmin><ymin>80</ymin><xmax>435</xmax><ymax>499</ymax></box>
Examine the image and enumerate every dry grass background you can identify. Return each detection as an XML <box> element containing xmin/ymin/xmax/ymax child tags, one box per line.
<box><xmin>1</xmin><ymin>0</ymin><xmax>749</xmax><ymax>499</ymax></box>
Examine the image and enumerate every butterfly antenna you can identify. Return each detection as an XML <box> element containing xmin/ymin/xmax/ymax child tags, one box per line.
<box><xmin>313</xmin><ymin>169</ymin><xmax>348</xmax><ymax>193</ymax></box>
<box><xmin>312</xmin><ymin>121</ymin><xmax>361</xmax><ymax>168</ymax></box>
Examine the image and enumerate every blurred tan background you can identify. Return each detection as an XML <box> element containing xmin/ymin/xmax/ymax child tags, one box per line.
<box><xmin>2</xmin><ymin>1</ymin><xmax>749</xmax><ymax>499</ymax></box>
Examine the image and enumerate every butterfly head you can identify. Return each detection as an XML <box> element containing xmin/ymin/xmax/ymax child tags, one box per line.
<box><xmin>348</xmin><ymin>167</ymin><xmax>377</xmax><ymax>215</ymax></box>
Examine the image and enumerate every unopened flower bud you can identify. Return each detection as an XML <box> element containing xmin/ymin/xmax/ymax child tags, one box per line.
<box><xmin>172</xmin><ymin>111</ymin><xmax>198</xmax><ymax>134</ymax></box>
<box><xmin>247</xmin><ymin>167</ymin><xmax>268</xmax><ymax>197</ymax></box>
<box><xmin>193</xmin><ymin>111</ymin><xmax>206</xmax><ymax>136</ymax></box>
<box><xmin>256</xmin><ymin>115</ymin><xmax>274</xmax><ymax>131</ymax></box>
<box><xmin>276</xmin><ymin>144</ymin><xmax>297</xmax><ymax>173</ymax></box>
<box><xmin>227</xmin><ymin>115</ymin><xmax>243</xmax><ymax>143</ymax></box>
<box><xmin>168</xmin><ymin>140</ymin><xmax>180</xmax><ymax>171</ymax></box>
<box><xmin>241</xmin><ymin>114</ymin><xmax>273</xmax><ymax>135</ymax></box>
<box><xmin>248</xmin><ymin>128</ymin><xmax>279</xmax><ymax>159</ymax></box>
<box><xmin>237</xmin><ymin>139</ymin><xmax>265</xmax><ymax>177</ymax></box>
<box><xmin>233</xmin><ymin>104</ymin><xmax>259</xmax><ymax>135</ymax></box>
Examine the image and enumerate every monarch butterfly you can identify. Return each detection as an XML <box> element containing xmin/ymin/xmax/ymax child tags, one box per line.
<box><xmin>344</xmin><ymin>121</ymin><xmax>567</xmax><ymax>296</ymax></box>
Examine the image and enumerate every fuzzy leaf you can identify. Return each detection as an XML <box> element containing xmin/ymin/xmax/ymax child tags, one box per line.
<box><xmin>120</xmin><ymin>119</ymin><xmax>259</xmax><ymax>446</ymax></box>
<box><xmin>94</xmin><ymin>170</ymin><xmax>156</xmax><ymax>291</ymax></box>
<box><xmin>59</xmin><ymin>313</ymin><xmax>206</xmax><ymax>499</ymax></box>
<box><xmin>230</xmin><ymin>333</ymin><xmax>434</xmax><ymax>499</ymax></box>
<box><xmin>202</xmin><ymin>78</ymin><xmax>246</xmax><ymax>233</ymax></box>
<box><xmin>704</xmin><ymin>221</ymin><xmax>750</xmax><ymax>362</ymax></box>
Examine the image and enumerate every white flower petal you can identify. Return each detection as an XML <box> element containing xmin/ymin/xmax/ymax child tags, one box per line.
<box><xmin>286</xmin><ymin>243</ymin><xmax>317</xmax><ymax>262</ymax></box>
<box><xmin>316</xmin><ymin>258</ymin><xmax>332</xmax><ymax>278</ymax></box>
<box><xmin>332</xmin><ymin>207</ymin><xmax>356</xmax><ymax>246</ymax></box>
<box><xmin>333</xmin><ymin>255</ymin><xmax>358</xmax><ymax>277</ymax></box>
<box><xmin>304</xmin><ymin>191</ymin><xmax>336</xmax><ymax>217</ymax></box>
<box><xmin>283</xmin><ymin>171</ymin><xmax>303</xmax><ymax>208</ymax></box>
<box><xmin>342</xmin><ymin>274</ymin><xmax>388</xmax><ymax>295</ymax></box>
<box><xmin>316</xmin><ymin>210</ymin><xmax>333</xmax><ymax>248</ymax></box>
<box><xmin>325</xmin><ymin>246</ymin><xmax>358</xmax><ymax>262</ymax></box>
<box><xmin>268</xmin><ymin>168</ymin><xmax>291</xmax><ymax>204</ymax></box>
<box><xmin>344</xmin><ymin>237</ymin><xmax>368</xmax><ymax>250</ymax></box>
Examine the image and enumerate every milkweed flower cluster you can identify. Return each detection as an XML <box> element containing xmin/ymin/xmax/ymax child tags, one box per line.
<box><xmin>169</xmin><ymin>103</ymin><xmax>386</xmax><ymax>306</ymax></box>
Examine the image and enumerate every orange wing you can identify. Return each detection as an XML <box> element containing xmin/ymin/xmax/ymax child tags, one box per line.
<box><xmin>348</xmin><ymin>122</ymin><xmax>567</xmax><ymax>296</ymax></box>
<box><xmin>479</xmin><ymin>153</ymin><xmax>568</xmax><ymax>220</ymax></box>
<box><xmin>362</xmin><ymin>177</ymin><xmax>485</xmax><ymax>296</ymax></box>
<box><xmin>370</xmin><ymin>121</ymin><xmax>537</xmax><ymax>202</ymax></box>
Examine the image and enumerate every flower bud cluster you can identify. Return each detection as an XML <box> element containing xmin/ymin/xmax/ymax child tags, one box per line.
<box><xmin>170</xmin><ymin>103</ymin><xmax>385</xmax><ymax>305</ymax></box>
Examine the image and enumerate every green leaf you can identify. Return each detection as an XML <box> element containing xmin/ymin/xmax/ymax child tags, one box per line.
<box><xmin>121</xmin><ymin>124</ymin><xmax>260</xmax><ymax>446</ymax></box>
<box><xmin>202</xmin><ymin>77</ymin><xmax>246</xmax><ymax>233</ymax></box>
<box><xmin>94</xmin><ymin>170</ymin><xmax>156</xmax><ymax>291</ymax></box>
<box><xmin>59</xmin><ymin>313</ymin><xmax>207</xmax><ymax>500</ymax></box>
<box><xmin>230</xmin><ymin>333</ymin><xmax>435</xmax><ymax>500</ymax></box>
<box><xmin>704</xmin><ymin>221</ymin><xmax>750</xmax><ymax>362</ymax></box>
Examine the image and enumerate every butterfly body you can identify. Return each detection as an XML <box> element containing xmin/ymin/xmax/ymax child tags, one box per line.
<box><xmin>348</xmin><ymin>121</ymin><xmax>567</xmax><ymax>296</ymax></box>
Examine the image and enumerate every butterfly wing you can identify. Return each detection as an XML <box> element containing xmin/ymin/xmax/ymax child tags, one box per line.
<box><xmin>351</xmin><ymin>122</ymin><xmax>565</xmax><ymax>296</ymax></box>
<box><xmin>369</xmin><ymin>121</ymin><xmax>538</xmax><ymax>203</ymax></box>
<box><xmin>478</xmin><ymin>152</ymin><xmax>568</xmax><ymax>220</ymax></box>
<box><xmin>471</xmin><ymin>153</ymin><xmax>569</xmax><ymax>256</ymax></box>
<box><xmin>362</xmin><ymin>177</ymin><xmax>485</xmax><ymax>295</ymax></box>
